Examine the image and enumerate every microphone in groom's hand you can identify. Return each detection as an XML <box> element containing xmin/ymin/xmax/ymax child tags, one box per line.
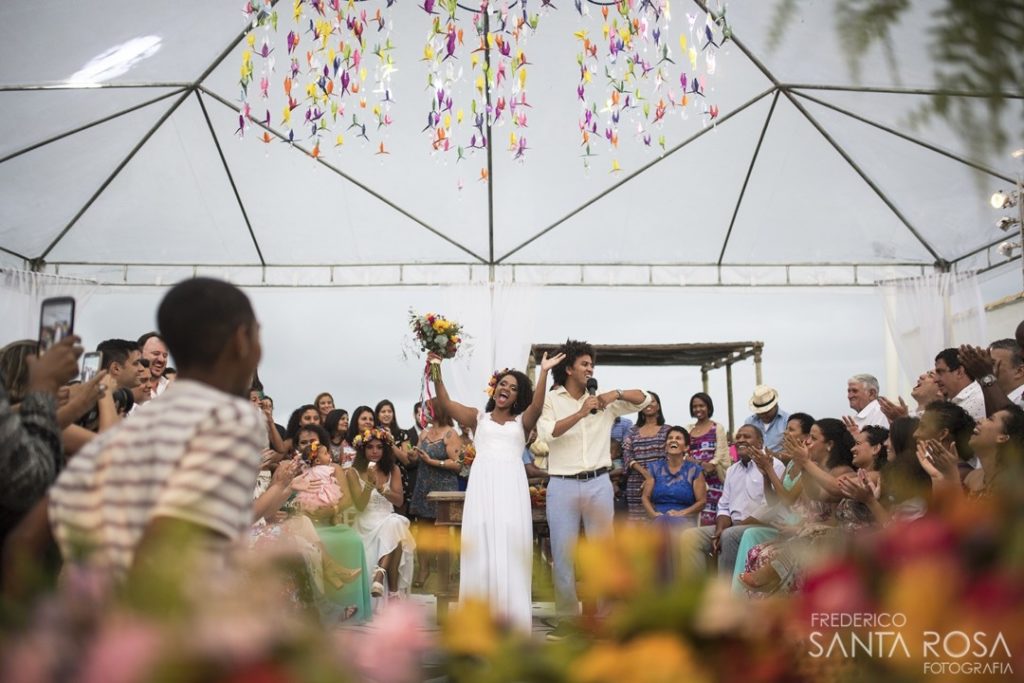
<box><xmin>586</xmin><ymin>377</ymin><xmax>598</xmax><ymax>414</ymax></box>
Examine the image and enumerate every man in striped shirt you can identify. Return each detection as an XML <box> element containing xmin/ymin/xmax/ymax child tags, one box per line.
<box><xmin>50</xmin><ymin>278</ymin><xmax>265</xmax><ymax>583</ymax></box>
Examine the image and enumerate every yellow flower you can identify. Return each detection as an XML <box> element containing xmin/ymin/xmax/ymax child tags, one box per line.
<box><xmin>573</xmin><ymin>634</ymin><xmax>709</xmax><ymax>683</ymax></box>
<box><xmin>441</xmin><ymin>599</ymin><xmax>499</xmax><ymax>657</ymax></box>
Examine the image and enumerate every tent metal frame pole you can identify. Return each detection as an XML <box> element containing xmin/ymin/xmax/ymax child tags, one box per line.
<box><xmin>785</xmin><ymin>83</ymin><xmax>1024</xmax><ymax>99</ymax></box>
<box><xmin>482</xmin><ymin>10</ymin><xmax>496</xmax><ymax>265</ymax></box>
<box><xmin>0</xmin><ymin>245</ymin><xmax>29</xmax><ymax>262</ymax></box>
<box><xmin>691</xmin><ymin>0</ymin><xmax>945</xmax><ymax>268</ymax></box>
<box><xmin>783</xmin><ymin>91</ymin><xmax>945</xmax><ymax>264</ymax></box>
<box><xmin>199</xmin><ymin>87</ymin><xmax>488</xmax><ymax>263</ymax></box>
<box><xmin>0</xmin><ymin>89</ymin><xmax>186</xmax><ymax>165</ymax></box>
<box><xmin>0</xmin><ymin>83</ymin><xmax>192</xmax><ymax>92</ymax></box>
<box><xmin>38</xmin><ymin>90</ymin><xmax>193</xmax><ymax>260</ymax></box>
<box><xmin>41</xmin><ymin>258</ymin><xmax>935</xmax><ymax>268</ymax></box>
<box><xmin>790</xmin><ymin>91</ymin><xmax>1016</xmax><ymax>184</ymax></box>
<box><xmin>195</xmin><ymin>90</ymin><xmax>266</xmax><ymax>267</ymax></box>
<box><xmin>717</xmin><ymin>90</ymin><xmax>779</xmax><ymax>265</ymax></box>
<box><xmin>494</xmin><ymin>87</ymin><xmax>776</xmax><ymax>263</ymax></box>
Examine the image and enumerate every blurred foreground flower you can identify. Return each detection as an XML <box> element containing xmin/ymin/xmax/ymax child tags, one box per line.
<box><xmin>573</xmin><ymin>633</ymin><xmax>710</xmax><ymax>683</ymax></box>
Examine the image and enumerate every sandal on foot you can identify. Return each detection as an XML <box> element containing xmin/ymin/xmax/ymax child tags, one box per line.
<box><xmin>370</xmin><ymin>567</ymin><xmax>387</xmax><ymax>598</ymax></box>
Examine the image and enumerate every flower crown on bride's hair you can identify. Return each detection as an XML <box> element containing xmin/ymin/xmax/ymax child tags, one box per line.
<box><xmin>485</xmin><ymin>368</ymin><xmax>513</xmax><ymax>397</ymax></box>
<box><xmin>352</xmin><ymin>427</ymin><xmax>395</xmax><ymax>449</ymax></box>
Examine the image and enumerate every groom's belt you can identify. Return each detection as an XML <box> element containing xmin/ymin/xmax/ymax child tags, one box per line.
<box><xmin>550</xmin><ymin>467</ymin><xmax>610</xmax><ymax>481</ymax></box>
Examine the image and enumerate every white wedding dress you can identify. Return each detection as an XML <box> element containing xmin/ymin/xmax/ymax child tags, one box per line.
<box><xmin>458</xmin><ymin>411</ymin><xmax>533</xmax><ymax>632</ymax></box>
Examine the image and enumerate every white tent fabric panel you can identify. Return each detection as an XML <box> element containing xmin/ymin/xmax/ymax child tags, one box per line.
<box><xmin>505</xmin><ymin>95</ymin><xmax>775</xmax><ymax>264</ymax></box>
<box><xmin>0</xmin><ymin>88</ymin><xmax>181</xmax><ymax>160</ymax></box>
<box><xmin>729</xmin><ymin>0</ymin><xmax>938</xmax><ymax>88</ymax></box>
<box><xmin>0</xmin><ymin>1</ymin><xmax>245</xmax><ymax>86</ymax></box>
<box><xmin>722</xmin><ymin>96</ymin><xmax>935</xmax><ymax>264</ymax></box>
<box><xmin>203</xmin><ymin>94</ymin><xmax>484</xmax><ymax>265</ymax></box>
<box><xmin>0</xmin><ymin>97</ymin><xmax>177</xmax><ymax>258</ymax></box>
<box><xmin>797</xmin><ymin>90</ymin><xmax>1024</xmax><ymax>179</ymax></box>
<box><xmin>801</xmin><ymin>99</ymin><xmax>1008</xmax><ymax>262</ymax></box>
<box><xmin>0</xmin><ymin>0</ymin><xmax>1018</xmax><ymax>282</ymax></box>
<box><xmin>48</xmin><ymin>94</ymin><xmax>261</xmax><ymax>265</ymax></box>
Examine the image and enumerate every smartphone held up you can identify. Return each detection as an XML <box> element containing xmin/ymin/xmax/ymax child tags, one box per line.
<box><xmin>38</xmin><ymin>297</ymin><xmax>75</xmax><ymax>354</ymax></box>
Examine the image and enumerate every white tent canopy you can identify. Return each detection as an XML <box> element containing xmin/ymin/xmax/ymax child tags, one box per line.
<box><xmin>1</xmin><ymin>0</ymin><xmax>1021</xmax><ymax>287</ymax></box>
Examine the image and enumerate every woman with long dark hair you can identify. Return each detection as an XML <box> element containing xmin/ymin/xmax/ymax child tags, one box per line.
<box><xmin>341</xmin><ymin>428</ymin><xmax>416</xmax><ymax>599</ymax></box>
<box><xmin>686</xmin><ymin>392</ymin><xmax>731</xmax><ymax>526</ymax></box>
<box><xmin>620</xmin><ymin>391</ymin><xmax>670</xmax><ymax>520</ymax></box>
<box><xmin>427</xmin><ymin>350</ymin><xmax>563</xmax><ymax>633</ymax></box>
<box><xmin>376</xmin><ymin>399</ymin><xmax>417</xmax><ymax>513</ymax></box>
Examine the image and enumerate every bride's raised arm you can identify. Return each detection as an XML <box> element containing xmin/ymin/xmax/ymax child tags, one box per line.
<box><xmin>522</xmin><ymin>352</ymin><xmax>565</xmax><ymax>434</ymax></box>
<box><xmin>427</xmin><ymin>351</ymin><xmax>479</xmax><ymax>430</ymax></box>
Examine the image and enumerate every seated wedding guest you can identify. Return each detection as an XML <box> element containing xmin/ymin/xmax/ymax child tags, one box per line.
<box><xmin>641</xmin><ymin>426</ymin><xmax>706</xmax><ymax>526</ymax></box>
<box><xmin>783</xmin><ymin>418</ymin><xmax>857</xmax><ymax>500</ymax></box>
<box><xmin>252</xmin><ymin>449</ymin><xmax>368</xmax><ymax>622</ymax></box>
<box><xmin>163</xmin><ymin>367</ymin><xmax>177</xmax><ymax>385</ymax></box>
<box><xmin>324</xmin><ymin>409</ymin><xmax>355</xmax><ymax>466</ymax></box>
<box><xmin>283</xmin><ymin>403</ymin><xmax>321</xmax><ymax>454</ymax></box>
<box><xmin>934</xmin><ymin>348</ymin><xmax>985</xmax><ymax>422</ymax></box>
<box><xmin>621</xmin><ymin>391</ymin><xmax>670</xmax><ymax>521</ymax></box>
<box><xmin>878</xmin><ymin>370</ymin><xmax>944</xmax><ymax>422</ymax></box>
<box><xmin>686</xmin><ymin>392</ymin><xmax>730</xmax><ymax>527</ymax></box>
<box><xmin>913</xmin><ymin>400</ymin><xmax>976</xmax><ymax>485</ymax></box>
<box><xmin>743</xmin><ymin>386</ymin><xmax>790</xmax><ymax>452</ymax></box>
<box><xmin>989</xmin><ymin>339</ymin><xmax>1024</xmax><ymax>407</ymax></box>
<box><xmin>848</xmin><ymin>374</ymin><xmax>888</xmax><ymax>428</ymax></box>
<box><xmin>131</xmin><ymin>375</ymin><xmax>155</xmax><ymax>413</ymax></box>
<box><xmin>408</xmin><ymin>402</ymin><xmax>422</xmax><ymax>447</ymax></box>
<box><xmin>315</xmin><ymin>392</ymin><xmax>336</xmax><ymax>422</ymax></box>
<box><xmin>728</xmin><ymin>412</ymin><xmax>816</xmax><ymax>593</ymax></box>
<box><xmin>137</xmin><ymin>332</ymin><xmax>170</xmax><ymax>397</ymax></box>
<box><xmin>96</xmin><ymin>339</ymin><xmax>146</xmax><ymax>393</ymax></box>
<box><xmin>346</xmin><ymin>405</ymin><xmax>376</xmax><ymax>446</ymax></box>
<box><xmin>0</xmin><ymin>336</ymin><xmax>81</xmax><ymax>555</ymax></box>
<box><xmin>50</xmin><ymin>278</ymin><xmax>265</xmax><ymax>584</ymax></box>
<box><xmin>376</xmin><ymin>399</ymin><xmax>417</xmax><ymax>511</ymax></box>
<box><xmin>681</xmin><ymin>424</ymin><xmax>784</xmax><ymax>576</ymax></box>
<box><xmin>262</xmin><ymin>394</ymin><xmax>287</xmax><ymax>441</ymax></box>
<box><xmin>739</xmin><ymin>426</ymin><xmax>884</xmax><ymax>595</ymax></box>
<box><xmin>963</xmin><ymin>405</ymin><xmax>1024</xmax><ymax>496</ymax></box>
<box><xmin>342</xmin><ymin>428</ymin><xmax>415</xmax><ymax>599</ymax></box>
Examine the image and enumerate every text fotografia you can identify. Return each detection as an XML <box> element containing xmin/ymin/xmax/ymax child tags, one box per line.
<box><xmin>808</xmin><ymin>613</ymin><xmax>1013</xmax><ymax>676</ymax></box>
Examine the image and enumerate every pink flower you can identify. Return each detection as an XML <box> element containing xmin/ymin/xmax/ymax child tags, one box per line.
<box><xmin>78</xmin><ymin>615</ymin><xmax>164</xmax><ymax>683</ymax></box>
<box><xmin>338</xmin><ymin>602</ymin><xmax>435</xmax><ymax>683</ymax></box>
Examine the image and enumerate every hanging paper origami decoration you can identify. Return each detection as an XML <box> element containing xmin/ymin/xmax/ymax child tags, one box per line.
<box><xmin>237</xmin><ymin>0</ymin><xmax>399</xmax><ymax>156</ymax></box>
<box><xmin>419</xmin><ymin>0</ymin><xmax>552</xmax><ymax>188</ymax></box>
<box><xmin>573</xmin><ymin>0</ymin><xmax>730</xmax><ymax>170</ymax></box>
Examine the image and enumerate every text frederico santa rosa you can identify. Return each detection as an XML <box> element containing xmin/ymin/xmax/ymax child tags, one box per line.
<box><xmin>808</xmin><ymin>613</ymin><xmax>1013</xmax><ymax>676</ymax></box>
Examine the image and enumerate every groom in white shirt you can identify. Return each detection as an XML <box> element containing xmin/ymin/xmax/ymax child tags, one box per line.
<box><xmin>536</xmin><ymin>340</ymin><xmax>650</xmax><ymax>639</ymax></box>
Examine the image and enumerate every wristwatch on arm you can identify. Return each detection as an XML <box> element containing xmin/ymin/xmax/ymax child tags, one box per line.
<box><xmin>980</xmin><ymin>374</ymin><xmax>997</xmax><ymax>387</ymax></box>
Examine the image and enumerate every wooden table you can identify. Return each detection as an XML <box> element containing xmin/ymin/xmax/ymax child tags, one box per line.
<box><xmin>426</xmin><ymin>491</ymin><xmax>548</xmax><ymax>620</ymax></box>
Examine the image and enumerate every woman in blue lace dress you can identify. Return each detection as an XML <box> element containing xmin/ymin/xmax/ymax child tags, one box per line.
<box><xmin>640</xmin><ymin>426</ymin><xmax>706</xmax><ymax>527</ymax></box>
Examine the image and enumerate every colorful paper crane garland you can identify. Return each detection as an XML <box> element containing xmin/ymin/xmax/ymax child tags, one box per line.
<box><xmin>575</xmin><ymin>0</ymin><xmax>730</xmax><ymax>172</ymax></box>
<box><xmin>238</xmin><ymin>0</ymin><xmax>399</xmax><ymax>156</ymax></box>
<box><xmin>234</xmin><ymin>0</ymin><xmax>732</xmax><ymax>178</ymax></box>
<box><xmin>419</xmin><ymin>0</ymin><xmax>550</xmax><ymax>185</ymax></box>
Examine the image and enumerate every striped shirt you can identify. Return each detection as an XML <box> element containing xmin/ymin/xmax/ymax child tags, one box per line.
<box><xmin>49</xmin><ymin>379</ymin><xmax>264</xmax><ymax>580</ymax></box>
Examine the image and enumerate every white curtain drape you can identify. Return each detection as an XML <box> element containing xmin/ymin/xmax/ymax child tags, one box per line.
<box><xmin>0</xmin><ymin>269</ymin><xmax>101</xmax><ymax>345</ymax></box>
<box><xmin>438</xmin><ymin>284</ymin><xmax>541</xmax><ymax>414</ymax></box>
<box><xmin>878</xmin><ymin>270</ymin><xmax>988</xmax><ymax>388</ymax></box>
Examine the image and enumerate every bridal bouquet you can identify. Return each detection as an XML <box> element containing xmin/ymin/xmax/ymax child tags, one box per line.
<box><xmin>409</xmin><ymin>310</ymin><xmax>464</xmax><ymax>382</ymax></box>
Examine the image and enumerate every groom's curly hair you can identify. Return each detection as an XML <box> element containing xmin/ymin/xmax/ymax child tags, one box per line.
<box><xmin>551</xmin><ymin>339</ymin><xmax>595</xmax><ymax>387</ymax></box>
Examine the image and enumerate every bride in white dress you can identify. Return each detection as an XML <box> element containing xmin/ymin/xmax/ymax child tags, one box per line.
<box><xmin>428</xmin><ymin>351</ymin><xmax>563</xmax><ymax>632</ymax></box>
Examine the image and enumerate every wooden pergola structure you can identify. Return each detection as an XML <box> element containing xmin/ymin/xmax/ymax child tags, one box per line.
<box><xmin>527</xmin><ymin>341</ymin><xmax>764</xmax><ymax>437</ymax></box>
